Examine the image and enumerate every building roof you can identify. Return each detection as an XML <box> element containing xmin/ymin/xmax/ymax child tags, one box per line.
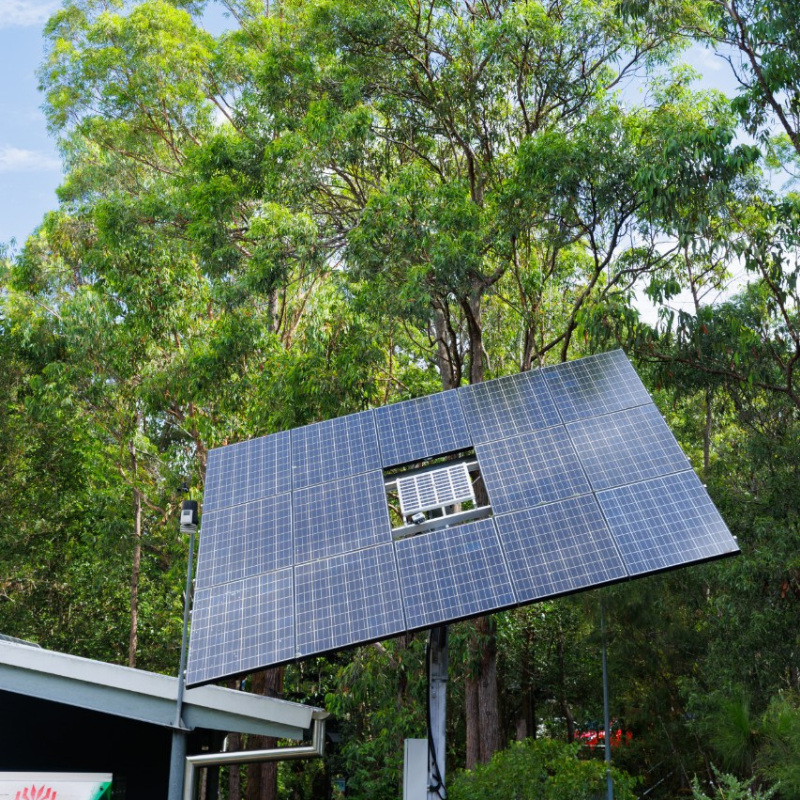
<box><xmin>0</xmin><ymin>639</ymin><xmax>323</xmax><ymax>739</ymax></box>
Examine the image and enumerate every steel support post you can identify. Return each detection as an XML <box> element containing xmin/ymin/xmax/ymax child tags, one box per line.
<box><xmin>168</xmin><ymin>521</ymin><xmax>197</xmax><ymax>800</ymax></box>
<box><xmin>427</xmin><ymin>625</ymin><xmax>448</xmax><ymax>800</ymax></box>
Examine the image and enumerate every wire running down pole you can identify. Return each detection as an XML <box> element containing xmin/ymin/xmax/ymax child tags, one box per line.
<box><xmin>601</xmin><ymin>600</ymin><xmax>614</xmax><ymax>800</ymax></box>
<box><xmin>427</xmin><ymin>626</ymin><xmax>448</xmax><ymax>800</ymax></box>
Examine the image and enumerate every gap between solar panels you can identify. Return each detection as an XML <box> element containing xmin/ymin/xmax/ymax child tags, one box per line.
<box><xmin>386</xmin><ymin>454</ymin><xmax>491</xmax><ymax>536</ymax></box>
<box><xmin>186</xmin><ymin>349</ymin><xmax>739</xmax><ymax>689</ymax></box>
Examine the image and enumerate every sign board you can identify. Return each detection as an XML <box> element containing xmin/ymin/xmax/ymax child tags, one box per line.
<box><xmin>403</xmin><ymin>739</ymin><xmax>427</xmax><ymax>800</ymax></box>
<box><xmin>0</xmin><ymin>774</ymin><xmax>112</xmax><ymax>800</ymax></box>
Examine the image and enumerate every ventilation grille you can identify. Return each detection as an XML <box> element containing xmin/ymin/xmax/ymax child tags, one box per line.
<box><xmin>397</xmin><ymin>463</ymin><xmax>475</xmax><ymax>517</ymax></box>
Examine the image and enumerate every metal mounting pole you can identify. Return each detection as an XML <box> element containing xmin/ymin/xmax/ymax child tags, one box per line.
<box><xmin>168</xmin><ymin>503</ymin><xmax>198</xmax><ymax>800</ymax></box>
<box><xmin>601</xmin><ymin>600</ymin><xmax>614</xmax><ymax>800</ymax></box>
<box><xmin>427</xmin><ymin>626</ymin><xmax>448</xmax><ymax>800</ymax></box>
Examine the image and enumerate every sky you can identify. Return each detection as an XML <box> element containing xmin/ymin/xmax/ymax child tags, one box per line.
<box><xmin>0</xmin><ymin>0</ymin><xmax>62</xmax><ymax>248</ymax></box>
<box><xmin>0</xmin><ymin>0</ymin><xmax>743</xmax><ymax>324</ymax></box>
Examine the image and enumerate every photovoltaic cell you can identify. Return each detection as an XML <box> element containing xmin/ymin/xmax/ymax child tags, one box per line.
<box><xmin>203</xmin><ymin>431</ymin><xmax>292</xmax><ymax>512</ymax></box>
<box><xmin>494</xmin><ymin>495</ymin><xmax>627</xmax><ymax>602</ymax></box>
<box><xmin>375</xmin><ymin>390</ymin><xmax>472</xmax><ymax>467</ymax></box>
<box><xmin>395</xmin><ymin>519</ymin><xmax>516</xmax><ymax>630</ymax></box>
<box><xmin>294</xmin><ymin>544</ymin><xmax>406</xmax><ymax>658</ymax></box>
<box><xmin>476</xmin><ymin>426</ymin><xmax>591</xmax><ymax>514</ymax></box>
<box><xmin>186</xmin><ymin>569</ymin><xmax>294</xmax><ymax>686</ymax></box>
<box><xmin>543</xmin><ymin>350</ymin><xmax>651</xmax><ymax>422</ymax></box>
<box><xmin>597</xmin><ymin>470</ymin><xmax>737</xmax><ymax>576</ymax></box>
<box><xmin>293</xmin><ymin>471</ymin><xmax>392</xmax><ymax>564</ymax></box>
<box><xmin>194</xmin><ymin>494</ymin><xmax>293</xmax><ymax>590</ymax></box>
<box><xmin>567</xmin><ymin>405</ymin><xmax>690</xmax><ymax>491</ymax></box>
<box><xmin>458</xmin><ymin>369</ymin><xmax>561</xmax><ymax>444</ymax></box>
<box><xmin>291</xmin><ymin>410</ymin><xmax>381</xmax><ymax>490</ymax></box>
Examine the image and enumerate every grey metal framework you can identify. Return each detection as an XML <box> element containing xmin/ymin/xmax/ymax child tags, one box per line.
<box><xmin>187</xmin><ymin>350</ymin><xmax>739</xmax><ymax>687</ymax></box>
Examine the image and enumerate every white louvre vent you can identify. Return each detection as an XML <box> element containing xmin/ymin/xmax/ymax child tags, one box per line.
<box><xmin>397</xmin><ymin>463</ymin><xmax>475</xmax><ymax>518</ymax></box>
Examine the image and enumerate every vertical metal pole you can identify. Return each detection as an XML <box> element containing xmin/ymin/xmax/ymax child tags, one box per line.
<box><xmin>168</xmin><ymin>522</ymin><xmax>196</xmax><ymax>800</ymax></box>
<box><xmin>428</xmin><ymin>626</ymin><xmax>448</xmax><ymax>800</ymax></box>
<box><xmin>601</xmin><ymin>600</ymin><xmax>614</xmax><ymax>800</ymax></box>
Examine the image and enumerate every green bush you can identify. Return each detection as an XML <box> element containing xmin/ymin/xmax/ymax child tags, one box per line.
<box><xmin>447</xmin><ymin>738</ymin><xmax>637</xmax><ymax>800</ymax></box>
<box><xmin>691</xmin><ymin>768</ymin><xmax>779</xmax><ymax>800</ymax></box>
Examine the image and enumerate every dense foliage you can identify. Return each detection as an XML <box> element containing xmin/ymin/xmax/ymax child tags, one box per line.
<box><xmin>1</xmin><ymin>0</ymin><xmax>800</xmax><ymax>798</ymax></box>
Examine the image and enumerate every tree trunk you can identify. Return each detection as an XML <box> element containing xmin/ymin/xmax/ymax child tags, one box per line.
<box><xmin>433</xmin><ymin>302</ymin><xmax>459</xmax><ymax>390</ymax></box>
<box><xmin>463</xmin><ymin>293</ymin><xmax>485</xmax><ymax>386</ymax></box>
<box><xmin>228</xmin><ymin>732</ymin><xmax>242</xmax><ymax>800</ymax></box>
<box><xmin>516</xmin><ymin>624</ymin><xmax>535</xmax><ymax>741</ymax></box>
<box><xmin>128</xmin><ymin>436</ymin><xmax>141</xmax><ymax>668</ymax></box>
<box><xmin>476</xmin><ymin>615</ymin><xmax>502</xmax><ymax>760</ymax></box>
<box><xmin>704</xmin><ymin>390</ymin><xmax>713</xmax><ymax>477</ymax></box>
<box><xmin>465</xmin><ymin>673</ymin><xmax>480</xmax><ymax>770</ymax></box>
<box><xmin>246</xmin><ymin>667</ymin><xmax>284</xmax><ymax>800</ymax></box>
<box><xmin>557</xmin><ymin>625</ymin><xmax>575</xmax><ymax>743</ymax></box>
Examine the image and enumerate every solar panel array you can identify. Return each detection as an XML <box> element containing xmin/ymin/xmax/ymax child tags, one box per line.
<box><xmin>187</xmin><ymin>350</ymin><xmax>739</xmax><ymax>686</ymax></box>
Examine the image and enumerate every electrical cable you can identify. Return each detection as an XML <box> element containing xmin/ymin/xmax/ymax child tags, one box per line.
<box><xmin>426</xmin><ymin>631</ymin><xmax>447</xmax><ymax>799</ymax></box>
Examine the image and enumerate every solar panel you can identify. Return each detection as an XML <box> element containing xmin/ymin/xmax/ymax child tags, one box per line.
<box><xmin>397</xmin><ymin>463</ymin><xmax>475</xmax><ymax>517</ymax></box>
<box><xmin>395</xmin><ymin>519</ymin><xmax>516</xmax><ymax>630</ymax></box>
<box><xmin>458</xmin><ymin>369</ymin><xmax>561</xmax><ymax>444</ymax></box>
<box><xmin>293</xmin><ymin>471</ymin><xmax>392</xmax><ymax>564</ymax></box>
<box><xmin>203</xmin><ymin>431</ymin><xmax>292</xmax><ymax>512</ymax></box>
<box><xmin>494</xmin><ymin>495</ymin><xmax>627</xmax><ymax>602</ymax></box>
<box><xmin>291</xmin><ymin>410</ymin><xmax>381</xmax><ymax>490</ymax></box>
<box><xmin>194</xmin><ymin>494</ymin><xmax>292</xmax><ymax>589</ymax></box>
<box><xmin>543</xmin><ymin>350</ymin><xmax>651</xmax><ymax>422</ymax></box>
<box><xmin>186</xmin><ymin>569</ymin><xmax>294</xmax><ymax>686</ymax></box>
<box><xmin>294</xmin><ymin>544</ymin><xmax>406</xmax><ymax>658</ymax></box>
<box><xmin>476</xmin><ymin>426</ymin><xmax>591</xmax><ymax>514</ymax></box>
<box><xmin>187</xmin><ymin>349</ymin><xmax>739</xmax><ymax>686</ymax></box>
<box><xmin>566</xmin><ymin>404</ymin><xmax>690</xmax><ymax>491</ymax></box>
<box><xmin>374</xmin><ymin>390</ymin><xmax>472</xmax><ymax>467</ymax></box>
<box><xmin>596</xmin><ymin>470</ymin><xmax>737</xmax><ymax>576</ymax></box>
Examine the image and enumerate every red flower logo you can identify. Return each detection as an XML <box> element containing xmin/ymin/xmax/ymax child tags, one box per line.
<box><xmin>15</xmin><ymin>786</ymin><xmax>57</xmax><ymax>800</ymax></box>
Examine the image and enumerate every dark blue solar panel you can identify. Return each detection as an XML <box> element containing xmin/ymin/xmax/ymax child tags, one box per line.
<box><xmin>375</xmin><ymin>390</ymin><xmax>472</xmax><ymax>467</ymax></box>
<box><xmin>458</xmin><ymin>369</ymin><xmax>562</xmax><ymax>444</ymax></box>
<box><xmin>291</xmin><ymin>410</ymin><xmax>381</xmax><ymax>490</ymax></box>
<box><xmin>597</xmin><ymin>470</ymin><xmax>738</xmax><ymax>576</ymax></box>
<box><xmin>543</xmin><ymin>350</ymin><xmax>651</xmax><ymax>423</ymax></box>
<box><xmin>203</xmin><ymin>431</ymin><xmax>291</xmax><ymax>512</ymax></box>
<box><xmin>188</xmin><ymin>350</ymin><xmax>737</xmax><ymax>686</ymax></box>
<box><xmin>186</xmin><ymin>569</ymin><xmax>294</xmax><ymax>685</ymax></box>
<box><xmin>567</xmin><ymin>404</ymin><xmax>690</xmax><ymax>491</ymax></box>
<box><xmin>294</xmin><ymin>544</ymin><xmax>405</xmax><ymax>658</ymax></box>
<box><xmin>195</xmin><ymin>494</ymin><xmax>293</xmax><ymax>590</ymax></box>
<box><xmin>293</xmin><ymin>471</ymin><xmax>392</xmax><ymax>564</ymax></box>
<box><xmin>395</xmin><ymin>518</ymin><xmax>516</xmax><ymax>629</ymax></box>
<box><xmin>494</xmin><ymin>495</ymin><xmax>627</xmax><ymax>601</ymax></box>
<box><xmin>476</xmin><ymin>427</ymin><xmax>591</xmax><ymax>514</ymax></box>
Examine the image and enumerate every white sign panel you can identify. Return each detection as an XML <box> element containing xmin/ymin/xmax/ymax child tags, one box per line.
<box><xmin>0</xmin><ymin>774</ymin><xmax>112</xmax><ymax>800</ymax></box>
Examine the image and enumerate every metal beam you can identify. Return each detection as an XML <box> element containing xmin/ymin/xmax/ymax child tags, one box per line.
<box><xmin>182</xmin><ymin>711</ymin><xmax>329</xmax><ymax>800</ymax></box>
<box><xmin>0</xmin><ymin>640</ymin><xmax>317</xmax><ymax>739</ymax></box>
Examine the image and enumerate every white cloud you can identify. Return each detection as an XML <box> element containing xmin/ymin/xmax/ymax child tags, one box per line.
<box><xmin>0</xmin><ymin>0</ymin><xmax>58</xmax><ymax>28</ymax></box>
<box><xmin>0</xmin><ymin>145</ymin><xmax>60</xmax><ymax>172</ymax></box>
